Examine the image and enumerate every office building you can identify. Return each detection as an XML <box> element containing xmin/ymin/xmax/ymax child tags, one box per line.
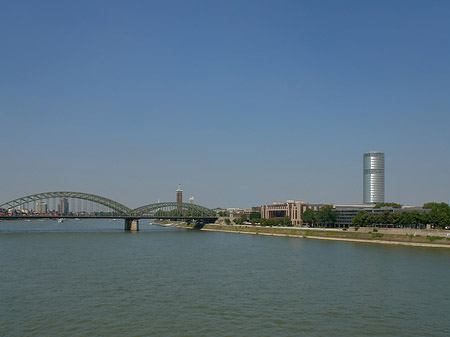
<box><xmin>36</xmin><ymin>202</ymin><xmax>48</xmax><ymax>214</ymax></box>
<box><xmin>261</xmin><ymin>201</ymin><xmax>326</xmax><ymax>226</ymax></box>
<box><xmin>58</xmin><ymin>197</ymin><xmax>69</xmax><ymax>215</ymax></box>
<box><xmin>363</xmin><ymin>151</ymin><xmax>385</xmax><ymax>204</ymax></box>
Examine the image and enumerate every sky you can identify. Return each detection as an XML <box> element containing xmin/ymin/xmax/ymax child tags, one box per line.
<box><xmin>1</xmin><ymin>0</ymin><xmax>449</xmax><ymax>209</ymax></box>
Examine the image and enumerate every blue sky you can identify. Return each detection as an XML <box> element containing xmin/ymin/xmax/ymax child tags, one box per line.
<box><xmin>1</xmin><ymin>0</ymin><xmax>449</xmax><ymax>209</ymax></box>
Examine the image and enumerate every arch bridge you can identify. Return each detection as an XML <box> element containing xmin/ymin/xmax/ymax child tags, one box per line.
<box><xmin>0</xmin><ymin>191</ymin><xmax>218</xmax><ymax>230</ymax></box>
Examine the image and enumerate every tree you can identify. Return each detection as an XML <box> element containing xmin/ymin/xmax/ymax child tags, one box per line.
<box><xmin>409</xmin><ymin>211</ymin><xmax>422</xmax><ymax>226</ymax></box>
<box><xmin>399</xmin><ymin>212</ymin><xmax>412</xmax><ymax>227</ymax></box>
<box><xmin>224</xmin><ymin>218</ymin><xmax>231</xmax><ymax>225</ymax></box>
<box><xmin>352</xmin><ymin>211</ymin><xmax>368</xmax><ymax>227</ymax></box>
<box><xmin>301</xmin><ymin>209</ymin><xmax>315</xmax><ymax>226</ymax></box>
<box><xmin>420</xmin><ymin>212</ymin><xmax>429</xmax><ymax>226</ymax></box>
<box><xmin>234</xmin><ymin>216</ymin><xmax>246</xmax><ymax>225</ymax></box>
<box><xmin>260</xmin><ymin>218</ymin><xmax>278</xmax><ymax>226</ymax></box>
<box><xmin>423</xmin><ymin>202</ymin><xmax>450</xmax><ymax>228</ymax></box>
<box><xmin>378</xmin><ymin>210</ymin><xmax>391</xmax><ymax>225</ymax></box>
<box><xmin>249</xmin><ymin>212</ymin><xmax>261</xmax><ymax>220</ymax></box>
<box><xmin>316</xmin><ymin>205</ymin><xmax>337</xmax><ymax>227</ymax></box>
<box><xmin>218</xmin><ymin>210</ymin><xmax>230</xmax><ymax>217</ymax></box>
<box><xmin>374</xmin><ymin>202</ymin><xmax>402</xmax><ymax>209</ymax></box>
<box><xmin>280</xmin><ymin>216</ymin><xmax>292</xmax><ymax>226</ymax></box>
<box><xmin>423</xmin><ymin>202</ymin><xmax>450</xmax><ymax>212</ymax></box>
<box><xmin>388</xmin><ymin>212</ymin><xmax>400</xmax><ymax>225</ymax></box>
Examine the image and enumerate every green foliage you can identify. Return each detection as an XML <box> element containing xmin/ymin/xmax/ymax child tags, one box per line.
<box><xmin>249</xmin><ymin>212</ymin><xmax>261</xmax><ymax>220</ymax></box>
<box><xmin>258</xmin><ymin>218</ymin><xmax>279</xmax><ymax>226</ymax></box>
<box><xmin>352</xmin><ymin>211</ymin><xmax>371</xmax><ymax>227</ymax></box>
<box><xmin>234</xmin><ymin>216</ymin><xmax>245</xmax><ymax>225</ymax></box>
<box><xmin>353</xmin><ymin>209</ymin><xmax>433</xmax><ymax>227</ymax></box>
<box><xmin>374</xmin><ymin>202</ymin><xmax>402</xmax><ymax>209</ymax></box>
<box><xmin>371</xmin><ymin>233</ymin><xmax>384</xmax><ymax>238</ymax></box>
<box><xmin>280</xmin><ymin>216</ymin><xmax>292</xmax><ymax>226</ymax></box>
<box><xmin>256</xmin><ymin>217</ymin><xmax>293</xmax><ymax>227</ymax></box>
<box><xmin>427</xmin><ymin>235</ymin><xmax>444</xmax><ymax>242</ymax></box>
<box><xmin>378</xmin><ymin>210</ymin><xmax>391</xmax><ymax>224</ymax></box>
<box><xmin>388</xmin><ymin>212</ymin><xmax>400</xmax><ymax>225</ymax></box>
<box><xmin>316</xmin><ymin>205</ymin><xmax>337</xmax><ymax>226</ymax></box>
<box><xmin>423</xmin><ymin>202</ymin><xmax>450</xmax><ymax>228</ymax></box>
<box><xmin>301</xmin><ymin>209</ymin><xmax>315</xmax><ymax>225</ymax></box>
<box><xmin>224</xmin><ymin>218</ymin><xmax>231</xmax><ymax>225</ymax></box>
<box><xmin>217</xmin><ymin>210</ymin><xmax>230</xmax><ymax>217</ymax></box>
<box><xmin>423</xmin><ymin>202</ymin><xmax>450</xmax><ymax>212</ymax></box>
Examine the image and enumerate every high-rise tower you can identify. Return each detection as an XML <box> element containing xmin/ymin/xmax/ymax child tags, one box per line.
<box><xmin>176</xmin><ymin>184</ymin><xmax>183</xmax><ymax>203</ymax></box>
<box><xmin>363</xmin><ymin>151</ymin><xmax>385</xmax><ymax>204</ymax></box>
<box><xmin>58</xmin><ymin>197</ymin><xmax>69</xmax><ymax>215</ymax></box>
<box><xmin>176</xmin><ymin>184</ymin><xmax>183</xmax><ymax>212</ymax></box>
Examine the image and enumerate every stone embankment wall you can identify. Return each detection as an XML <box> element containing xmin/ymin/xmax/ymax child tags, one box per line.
<box><xmin>202</xmin><ymin>225</ymin><xmax>450</xmax><ymax>248</ymax></box>
<box><xmin>348</xmin><ymin>226</ymin><xmax>449</xmax><ymax>237</ymax></box>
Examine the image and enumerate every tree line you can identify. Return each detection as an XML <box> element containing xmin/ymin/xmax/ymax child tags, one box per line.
<box><xmin>227</xmin><ymin>212</ymin><xmax>294</xmax><ymax>226</ymax></box>
<box><xmin>352</xmin><ymin>202</ymin><xmax>450</xmax><ymax>228</ymax></box>
<box><xmin>221</xmin><ymin>202</ymin><xmax>450</xmax><ymax>229</ymax></box>
<box><xmin>226</xmin><ymin>207</ymin><xmax>339</xmax><ymax>227</ymax></box>
<box><xmin>301</xmin><ymin>205</ymin><xmax>337</xmax><ymax>227</ymax></box>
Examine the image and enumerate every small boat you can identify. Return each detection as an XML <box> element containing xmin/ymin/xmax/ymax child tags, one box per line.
<box><xmin>57</xmin><ymin>218</ymin><xmax>64</xmax><ymax>223</ymax></box>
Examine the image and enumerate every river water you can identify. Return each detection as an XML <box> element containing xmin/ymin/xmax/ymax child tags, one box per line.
<box><xmin>1</xmin><ymin>220</ymin><xmax>449</xmax><ymax>336</ymax></box>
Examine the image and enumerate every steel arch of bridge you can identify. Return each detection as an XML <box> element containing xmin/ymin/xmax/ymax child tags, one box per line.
<box><xmin>0</xmin><ymin>191</ymin><xmax>132</xmax><ymax>215</ymax></box>
<box><xmin>0</xmin><ymin>192</ymin><xmax>218</xmax><ymax>219</ymax></box>
<box><xmin>132</xmin><ymin>202</ymin><xmax>216</xmax><ymax>218</ymax></box>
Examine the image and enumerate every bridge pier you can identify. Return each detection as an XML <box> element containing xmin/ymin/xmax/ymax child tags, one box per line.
<box><xmin>124</xmin><ymin>218</ymin><xmax>139</xmax><ymax>231</ymax></box>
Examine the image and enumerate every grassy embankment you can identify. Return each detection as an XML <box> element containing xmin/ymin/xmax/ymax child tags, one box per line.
<box><xmin>200</xmin><ymin>224</ymin><xmax>450</xmax><ymax>247</ymax></box>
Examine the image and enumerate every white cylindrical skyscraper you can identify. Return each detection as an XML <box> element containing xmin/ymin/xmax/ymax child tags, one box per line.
<box><xmin>363</xmin><ymin>151</ymin><xmax>385</xmax><ymax>204</ymax></box>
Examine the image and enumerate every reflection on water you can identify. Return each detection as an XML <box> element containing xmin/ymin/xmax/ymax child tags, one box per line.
<box><xmin>0</xmin><ymin>219</ymin><xmax>182</xmax><ymax>232</ymax></box>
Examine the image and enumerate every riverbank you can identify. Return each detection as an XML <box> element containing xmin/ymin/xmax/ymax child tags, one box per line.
<box><xmin>200</xmin><ymin>224</ymin><xmax>450</xmax><ymax>248</ymax></box>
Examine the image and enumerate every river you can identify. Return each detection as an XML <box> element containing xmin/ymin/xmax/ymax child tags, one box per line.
<box><xmin>1</xmin><ymin>220</ymin><xmax>449</xmax><ymax>336</ymax></box>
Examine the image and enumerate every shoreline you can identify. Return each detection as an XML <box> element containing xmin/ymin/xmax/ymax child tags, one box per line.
<box><xmin>200</xmin><ymin>225</ymin><xmax>450</xmax><ymax>249</ymax></box>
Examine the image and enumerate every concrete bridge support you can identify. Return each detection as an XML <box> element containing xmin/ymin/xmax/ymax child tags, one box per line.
<box><xmin>124</xmin><ymin>218</ymin><xmax>139</xmax><ymax>231</ymax></box>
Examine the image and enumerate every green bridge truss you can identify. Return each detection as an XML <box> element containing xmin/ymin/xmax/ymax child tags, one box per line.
<box><xmin>132</xmin><ymin>202</ymin><xmax>217</xmax><ymax>218</ymax></box>
<box><xmin>0</xmin><ymin>192</ymin><xmax>216</xmax><ymax>218</ymax></box>
<box><xmin>0</xmin><ymin>191</ymin><xmax>133</xmax><ymax>215</ymax></box>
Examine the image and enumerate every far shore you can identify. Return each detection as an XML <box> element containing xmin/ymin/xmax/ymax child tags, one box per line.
<box><xmin>198</xmin><ymin>224</ymin><xmax>450</xmax><ymax>248</ymax></box>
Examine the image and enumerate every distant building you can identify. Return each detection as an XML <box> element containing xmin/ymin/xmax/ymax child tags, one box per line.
<box><xmin>176</xmin><ymin>184</ymin><xmax>183</xmax><ymax>203</ymax></box>
<box><xmin>36</xmin><ymin>202</ymin><xmax>48</xmax><ymax>214</ymax></box>
<box><xmin>58</xmin><ymin>197</ymin><xmax>69</xmax><ymax>215</ymax></box>
<box><xmin>261</xmin><ymin>201</ymin><xmax>326</xmax><ymax>226</ymax></box>
<box><xmin>333</xmin><ymin>204</ymin><xmax>429</xmax><ymax>228</ymax></box>
<box><xmin>333</xmin><ymin>204</ymin><xmax>375</xmax><ymax>227</ymax></box>
<box><xmin>189</xmin><ymin>196</ymin><xmax>194</xmax><ymax>204</ymax></box>
<box><xmin>363</xmin><ymin>151</ymin><xmax>385</xmax><ymax>204</ymax></box>
<box><xmin>251</xmin><ymin>206</ymin><xmax>261</xmax><ymax>213</ymax></box>
<box><xmin>232</xmin><ymin>209</ymin><xmax>252</xmax><ymax>219</ymax></box>
<box><xmin>176</xmin><ymin>184</ymin><xmax>183</xmax><ymax>212</ymax></box>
